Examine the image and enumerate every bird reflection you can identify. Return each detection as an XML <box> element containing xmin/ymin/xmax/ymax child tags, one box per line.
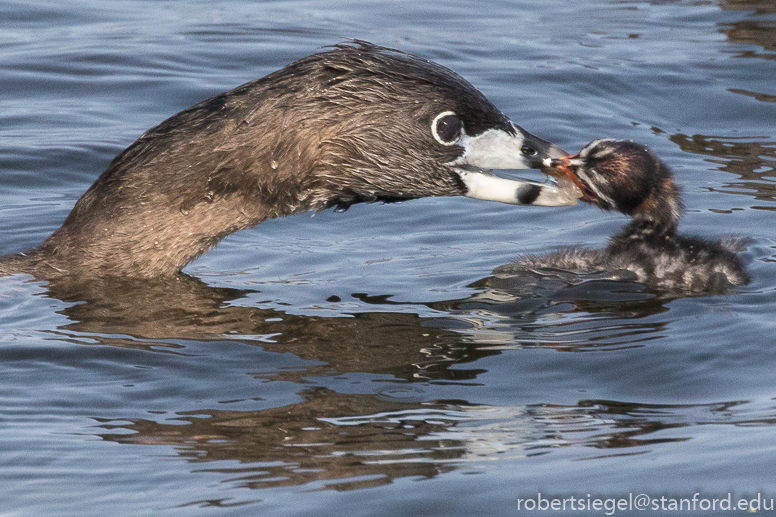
<box><xmin>95</xmin><ymin>389</ymin><xmax>764</xmax><ymax>492</ymax></box>
<box><xmin>98</xmin><ymin>388</ymin><xmax>462</xmax><ymax>490</ymax></box>
<box><xmin>39</xmin><ymin>264</ymin><xmax>682</xmax><ymax>366</ymax></box>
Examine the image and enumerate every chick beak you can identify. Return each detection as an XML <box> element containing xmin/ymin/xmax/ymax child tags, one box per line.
<box><xmin>541</xmin><ymin>153</ymin><xmax>590</xmax><ymax>202</ymax></box>
<box><xmin>541</xmin><ymin>155</ymin><xmax>574</xmax><ymax>179</ymax></box>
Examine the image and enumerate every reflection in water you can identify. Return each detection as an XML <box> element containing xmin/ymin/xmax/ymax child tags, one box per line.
<box><xmin>714</xmin><ymin>0</ymin><xmax>776</xmax><ymax>207</ymax></box>
<box><xmin>720</xmin><ymin>0</ymin><xmax>776</xmax><ymax>61</ymax></box>
<box><xmin>720</xmin><ymin>0</ymin><xmax>776</xmax><ymax>17</ymax></box>
<box><xmin>728</xmin><ymin>88</ymin><xmax>776</xmax><ymax>103</ymax></box>
<box><xmin>41</xmin><ymin>274</ymin><xmax>505</xmax><ymax>382</ymax></box>
<box><xmin>28</xmin><ymin>266</ymin><xmax>697</xmax><ymax>492</ymax></box>
<box><xmin>722</xmin><ymin>19</ymin><xmax>776</xmax><ymax>60</ymax></box>
<box><xmin>97</xmin><ymin>391</ymin><xmax>774</xmax><ymax>491</ymax></box>
<box><xmin>436</xmin><ymin>275</ymin><xmax>674</xmax><ymax>352</ymax></box>
<box><xmin>670</xmin><ymin>133</ymin><xmax>776</xmax><ymax>208</ymax></box>
<box><xmin>40</xmin><ymin>264</ymin><xmax>682</xmax><ymax>373</ymax></box>
<box><xmin>100</xmin><ymin>389</ymin><xmax>462</xmax><ymax>491</ymax></box>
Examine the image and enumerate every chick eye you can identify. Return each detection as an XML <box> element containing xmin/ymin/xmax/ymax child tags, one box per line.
<box><xmin>431</xmin><ymin>111</ymin><xmax>463</xmax><ymax>146</ymax></box>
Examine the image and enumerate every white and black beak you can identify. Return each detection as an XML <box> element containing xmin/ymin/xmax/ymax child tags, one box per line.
<box><xmin>451</xmin><ymin>122</ymin><xmax>580</xmax><ymax>207</ymax></box>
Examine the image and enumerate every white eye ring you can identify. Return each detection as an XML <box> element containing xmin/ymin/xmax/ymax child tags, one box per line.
<box><xmin>431</xmin><ymin>110</ymin><xmax>463</xmax><ymax>146</ymax></box>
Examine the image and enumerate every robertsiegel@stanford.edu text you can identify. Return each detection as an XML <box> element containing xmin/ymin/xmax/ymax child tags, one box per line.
<box><xmin>516</xmin><ymin>492</ymin><xmax>773</xmax><ymax>514</ymax></box>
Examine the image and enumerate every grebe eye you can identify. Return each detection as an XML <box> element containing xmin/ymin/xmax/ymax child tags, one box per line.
<box><xmin>431</xmin><ymin>111</ymin><xmax>463</xmax><ymax>145</ymax></box>
<box><xmin>521</xmin><ymin>145</ymin><xmax>537</xmax><ymax>157</ymax></box>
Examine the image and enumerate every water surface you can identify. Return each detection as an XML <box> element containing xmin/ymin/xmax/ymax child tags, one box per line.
<box><xmin>2</xmin><ymin>1</ymin><xmax>776</xmax><ymax>515</ymax></box>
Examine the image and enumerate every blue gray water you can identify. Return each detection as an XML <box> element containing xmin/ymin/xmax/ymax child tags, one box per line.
<box><xmin>2</xmin><ymin>1</ymin><xmax>775</xmax><ymax>515</ymax></box>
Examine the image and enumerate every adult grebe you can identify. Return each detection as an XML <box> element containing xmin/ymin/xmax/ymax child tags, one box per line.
<box><xmin>0</xmin><ymin>41</ymin><xmax>577</xmax><ymax>279</ymax></box>
<box><xmin>495</xmin><ymin>139</ymin><xmax>749</xmax><ymax>293</ymax></box>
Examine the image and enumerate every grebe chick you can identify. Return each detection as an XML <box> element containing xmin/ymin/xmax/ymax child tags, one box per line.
<box><xmin>0</xmin><ymin>41</ymin><xmax>577</xmax><ymax>280</ymax></box>
<box><xmin>495</xmin><ymin>139</ymin><xmax>750</xmax><ymax>293</ymax></box>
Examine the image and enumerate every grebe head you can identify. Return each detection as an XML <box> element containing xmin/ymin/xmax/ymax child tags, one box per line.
<box><xmin>543</xmin><ymin>139</ymin><xmax>683</xmax><ymax>231</ymax></box>
<box><xmin>297</xmin><ymin>41</ymin><xmax>571</xmax><ymax>207</ymax></box>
